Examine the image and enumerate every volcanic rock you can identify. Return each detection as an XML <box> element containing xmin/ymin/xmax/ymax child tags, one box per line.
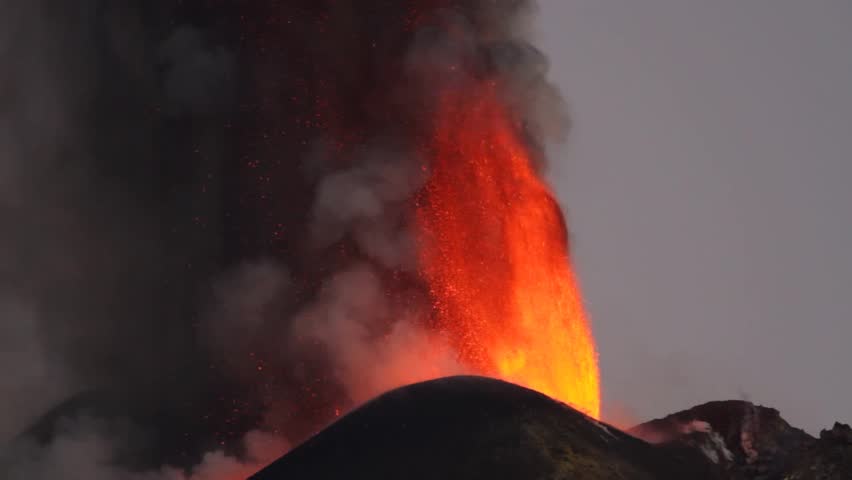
<box><xmin>250</xmin><ymin>376</ymin><xmax>717</xmax><ymax>480</ymax></box>
<box><xmin>783</xmin><ymin>423</ymin><xmax>852</xmax><ymax>480</ymax></box>
<box><xmin>820</xmin><ymin>423</ymin><xmax>852</xmax><ymax>445</ymax></box>
<box><xmin>631</xmin><ymin>400</ymin><xmax>813</xmax><ymax>479</ymax></box>
<box><xmin>632</xmin><ymin>401</ymin><xmax>852</xmax><ymax>480</ymax></box>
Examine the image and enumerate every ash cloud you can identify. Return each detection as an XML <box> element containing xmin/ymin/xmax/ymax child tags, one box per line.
<box><xmin>1</xmin><ymin>0</ymin><xmax>569</xmax><ymax>478</ymax></box>
<box><xmin>3</xmin><ymin>423</ymin><xmax>286</xmax><ymax>480</ymax></box>
<box><xmin>309</xmin><ymin>144</ymin><xmax>426</xmax><ymax>270</ymax></box>
<box><xmin>290</xmin><ymin>263</ymin><xmax>465</xmax><ymax>405</ymax></box>
<box><xmin>0</xmin><ymin>0</ymin><xmax>246</xmax><ymax>477</ymax></box>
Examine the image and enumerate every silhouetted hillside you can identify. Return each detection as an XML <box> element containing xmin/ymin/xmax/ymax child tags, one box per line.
<box><xmin>251</xmin><ymin>376</ymin><xmax>716</xmax><ymax>480</ymax></box>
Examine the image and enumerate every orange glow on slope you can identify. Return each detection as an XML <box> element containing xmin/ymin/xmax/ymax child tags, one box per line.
<box><xmin>416</xmin><ymin>82</ymin><xmax>601</xmax><ymax>418</ymax></box>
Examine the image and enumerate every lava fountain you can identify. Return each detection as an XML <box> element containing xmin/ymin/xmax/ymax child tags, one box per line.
<box><xmin>416</xmin><ymin>82</ymin><xmax>601</xmax><ymax>418</ymax></box>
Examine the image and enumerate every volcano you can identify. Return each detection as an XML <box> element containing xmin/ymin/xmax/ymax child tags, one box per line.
<box><xmin>7</xmin><ymin>378</ymin><xmax>851</xmax><ymax>479</ymax></box>
<box><xmin>248</xmin><ymin>377</ymin><xmax>852</xmax><ymax>480</ymax></box>
<box><xmin>2</xmin><ymin>2</ymin><xmax>848</xmax><ymax>480</ymax></box>
<box><xmin>249</xmin><ymin>376</ymin><xmax>714</xmax><ymax>480</ymax></box>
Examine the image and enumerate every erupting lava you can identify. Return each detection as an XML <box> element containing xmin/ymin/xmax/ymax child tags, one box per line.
<box><xmin>416</xmin><ymin>82</ymin><xmax>601</xmax><ymax>418</ymax></box>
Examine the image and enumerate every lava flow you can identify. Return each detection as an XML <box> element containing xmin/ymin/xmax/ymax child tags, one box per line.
<box><xmin>416</xmin><ymin>82</ymin><xmax>601</xmax><ymax>418</ymax></box>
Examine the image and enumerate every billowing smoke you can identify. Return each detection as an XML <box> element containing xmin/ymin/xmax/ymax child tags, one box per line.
<box><xmin>0</xmin><ymin>0</ymin><xmax>569</xmax><ymax>478</ymax></box>
<box><xmin>0</xmin><ymin>1</ymin><xmax>246</xmax><ymax>476</ymax></box>
<box><xmin>4</xmin><ymin>425</ymin><xmax>286</xmax><ymax>480</ymax></box>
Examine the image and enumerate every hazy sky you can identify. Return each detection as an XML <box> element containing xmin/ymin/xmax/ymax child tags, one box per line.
<box><xmin>536</xmin><ymin>0</ymin><xmax>852</xmax><ymax>433</ymax></box>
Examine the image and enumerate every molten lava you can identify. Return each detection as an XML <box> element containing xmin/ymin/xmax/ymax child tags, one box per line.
<box><xmin>416</xmin><ymin>82</ymin><xmax>601</xmax><ymax>418</ymax></box>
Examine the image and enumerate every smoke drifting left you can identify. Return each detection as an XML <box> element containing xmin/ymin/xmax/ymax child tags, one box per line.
<box><xmin>0</xmin><ymin>1</ymin><xmax>574</xmax><ymax>478</ymax></box>
<box><xmin>0</xmin><ymin>1</ymin><xmax>252</xmax><ymax>475</ymax></box>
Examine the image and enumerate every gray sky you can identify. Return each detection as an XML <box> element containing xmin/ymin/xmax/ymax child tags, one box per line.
<box><xmin>536</xmin><ymin>0</ymin><xmax>852</xmax><ymax>433</ymax></box>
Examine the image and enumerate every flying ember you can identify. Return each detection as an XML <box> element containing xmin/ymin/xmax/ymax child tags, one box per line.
<box><xmin>416</xmin><ymin>81</ymin><xmax>601</xmax><ymax>418</ymax></box>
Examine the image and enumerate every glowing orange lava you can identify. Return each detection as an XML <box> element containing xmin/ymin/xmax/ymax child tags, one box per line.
<box><xmin>416</xmin><ymin>82</ymin><xmax>601</xmax><ymax>418</ymax></box>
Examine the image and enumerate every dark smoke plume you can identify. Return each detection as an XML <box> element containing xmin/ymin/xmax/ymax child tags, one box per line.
<box><xmin>0</xmin><ymin>1</ymin><xmax>568</xmax><ymax>478</ymax></box>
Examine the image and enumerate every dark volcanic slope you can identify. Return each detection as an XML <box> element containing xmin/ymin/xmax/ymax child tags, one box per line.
<box><xmin>632</xmin><ymin>401</ymin><xmax>852</xmax><ymax>480</ymax></box>
<box><xmin>250</xmin><ymin>376</ymin><xmax>716</xmax><ymax>480</ymax></box>
<box><xmin>631</xmin><ymin>400</ymin><xmax>813</xmax><ymax>479</ymax></box>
